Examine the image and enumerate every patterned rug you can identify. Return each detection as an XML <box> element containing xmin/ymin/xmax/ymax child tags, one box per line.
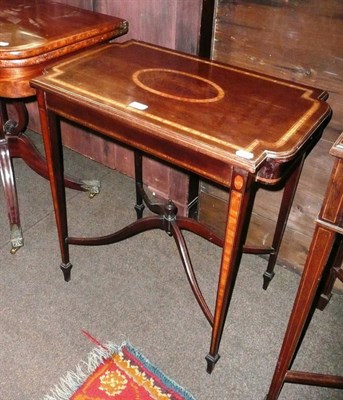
<box><xmin>43</xmin><ymin>341</ymin><xmax>196</xmax><ymax>400</ymax></box>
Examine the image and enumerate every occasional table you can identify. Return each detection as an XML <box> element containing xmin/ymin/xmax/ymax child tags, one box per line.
<box><xmin>0</xmin><ymin>0</ymin><xmax>128</xmax><ymax>252</ymax></box>
<box><xmin>265</xmin><ymin>133</ymin><xmax>343</xmax><ymax>399</ymax></box>
<box><xmin>31</xmin><ymin>41</ymin><xmax>332</xmax><ymax>372</ymax></box>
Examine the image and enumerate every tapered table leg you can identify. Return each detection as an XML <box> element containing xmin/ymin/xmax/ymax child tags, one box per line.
<box><xmin>317</xmin><ymin>239</ymin><xmax>343</xmax><ymax>310</ymax></box>
<box><xmin>206</xmin><ymin>168</ymin><xmax>255</xmax><ymax>373</ymax></box>
<box><xmin>263</xmin><ymin>155</ymin><xmax>305</xmax><ymax>289</ymax></box>
<box><xmin>265</xmin><ymin>227</ymin><xmax>339</xmax><ymax>399</ymax></box>
<box><xmin>266</xmin><ymin>148</ymin><xmax>343</xmax><ymax>398</ymax></box>
<box><xmin>38</xmin><ymin>97</ymin><xmax>72</xmax><ymax>281</ymax></box>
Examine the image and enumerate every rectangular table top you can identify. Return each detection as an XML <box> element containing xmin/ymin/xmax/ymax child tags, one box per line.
<box><xmin>31</xmin><ymin>40</ymin><xmax>332</xmax><ymax>186</ymax></box>
<box><xmin>0</xmin><ymin>0</ymin><xmax>128</xmax><ymax>97</ymax></box>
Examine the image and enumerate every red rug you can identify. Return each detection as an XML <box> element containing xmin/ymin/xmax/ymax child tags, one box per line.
<box><xmin>43</xmin><ymin>342</ymin><xmax>196</xmax><ymax>400</ymax></box>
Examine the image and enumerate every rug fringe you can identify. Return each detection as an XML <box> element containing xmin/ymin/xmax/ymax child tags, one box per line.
<box><xmin>42</xmin><ymin>341</ymin><xmax>124</xmax><ymax>400</ymax></box>
<box><xmin>126</xmin><ymin>343</ymin><xmax>197</xmax><ymax>400</ymax></box>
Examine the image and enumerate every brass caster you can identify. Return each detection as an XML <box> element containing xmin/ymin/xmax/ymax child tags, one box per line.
<box><xmin>81</xmin><ymin>179</ymin><xmax>100</xmax><ymax>199</ymax></box>
<box><xmin>10</xmin><ymin>246</ymin><xmax>19</xmax><ymax>254</ymax></box>
<box><xmin>10</xmin><ymin>224</ymin><xmax>23</xmax><ymax>254</ymax></box>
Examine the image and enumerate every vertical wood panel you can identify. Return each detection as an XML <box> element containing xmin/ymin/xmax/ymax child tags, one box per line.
<box><xmin>175</xmin><ymin>0</ymin><xmax>203</xmax><ymax>54</ymax></box>
<box><xmin>94</xmin><ymin>0</ymin><xmax>177</xmax><ymax>48</ymax></box>
<box><xmin>213</xmin><ymin>0</ymin><xmax>343</xmax><ymax>129</ymax></box>
<box><xmin>55</xmin><ymin>0</ymin><xmax>94</xmax><ymax>10</ymax></box>
<box><xmin>198</xmin><ymin>0</ymin><xmax>343</xmax><ymax>273</ymax></box>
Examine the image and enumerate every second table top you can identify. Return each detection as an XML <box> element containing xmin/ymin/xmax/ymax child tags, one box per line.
<box><xmin>0</xmin><ymin>0</ymin><xmax>128</xmax><ymax>97</ymax></box>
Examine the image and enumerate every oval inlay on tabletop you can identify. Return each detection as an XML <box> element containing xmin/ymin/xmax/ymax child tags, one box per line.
<box><xmin>132</xmin><ymin>68</ymin><xmax>225</xmax><ymax>103</ymax></box>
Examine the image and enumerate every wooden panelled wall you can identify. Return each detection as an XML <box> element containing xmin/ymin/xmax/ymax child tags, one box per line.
<box><xmin>27</xmin><ymin>0</ymin><xmax>203</xmax><ymax>214</ymax></box>
<box><xmin>198</xmin><ymin>0</ymin><xmax>343</xmax><ymax>279</ymax></box>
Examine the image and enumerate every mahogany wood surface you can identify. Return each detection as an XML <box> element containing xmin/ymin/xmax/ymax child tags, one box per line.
<box><xmin>31</xmin><ymin>40</ymin><xmax>331</xmax><ymax>372</ymax></box>
<box><xmin>0</xmin><ymin>0</ymin><xmax>128</xmax><ymax>251</ymax></box>
<box><xmin>32</xmin><ymin>41</ymin><xmax>331</xmax><ymax>182</ymax></box>
<box><xmin>0</xmin><ymin>0</ymin><xmax>128</xmax><ymax>98</ymax></box>
<box><xmin>266</xmin><ymin>133</ymin><xmax>343</xmax><ymax>399</ymax></box>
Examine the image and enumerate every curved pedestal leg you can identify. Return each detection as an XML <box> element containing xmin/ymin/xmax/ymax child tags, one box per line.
<box><xmin>0</xmin><ymin>101</ymin><xmax>24</xmax><ymax>252</ymax></box>
<box><xmin>0</xmin><ymin>98</ymin><xmax>100</xmax><ymax>252</ymax></box>
<box><xmin>7</xmin><ymin>133</ymin><xmax>100</xmax><ymax>196</ymax></box>
<box><xmin>5</xmin><ymin>101</ymin><xmax>100</xmax><ymax>196</ymax></box>
<box><xmin>0</xmin><ymin>139</ymin><xmax>23</xmax><ymax>252</ymax></box>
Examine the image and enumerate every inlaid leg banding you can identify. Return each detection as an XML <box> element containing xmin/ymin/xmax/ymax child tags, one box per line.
<box><xmin>206</xmin><ymin>169</ymin><xmax>255</xmax><ymax>373</ymax></box>
<box><xmin>265</xmin><ymin>228</ymin><xmax>340</xmax><ymax>399</ymax></box>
